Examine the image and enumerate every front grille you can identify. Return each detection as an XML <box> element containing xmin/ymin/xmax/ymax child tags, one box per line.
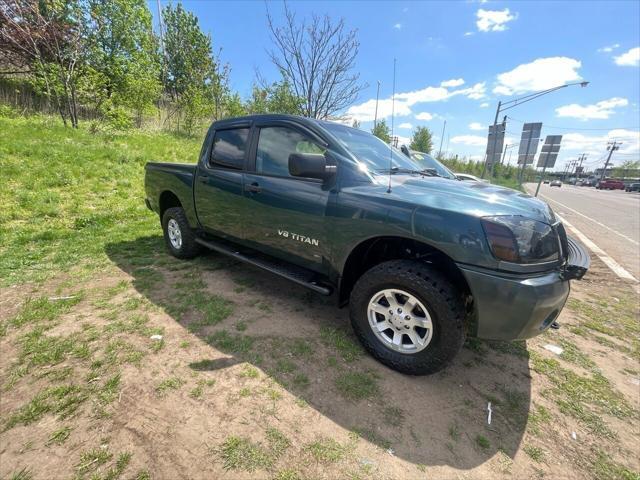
<box><xmin>556</xmin><ymin>222</ymin><xmax>569</xmax><ymax>261</ymax></box>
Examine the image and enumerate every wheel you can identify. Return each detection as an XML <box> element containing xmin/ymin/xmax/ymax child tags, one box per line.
<box><xmin>162</xmin><ymin>207</ymin><xmax>201</xmax><ymax>259</ymax></box>
<box><xmin>349</xmin><ymin>260</ymin><xmax>465</xmax><ymax>375</ymax></box>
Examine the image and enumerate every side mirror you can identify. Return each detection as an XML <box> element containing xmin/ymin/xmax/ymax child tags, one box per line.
<box><xmin>288</xmin><ymin>153</ymin><xmax>335</xmax><ymax>180</ymax></box>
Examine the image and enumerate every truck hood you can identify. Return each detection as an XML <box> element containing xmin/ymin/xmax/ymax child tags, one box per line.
<box><xmin>372</xmin><ymin>174</ymin><xmax>556</xmax><ymax>224</ymax></box>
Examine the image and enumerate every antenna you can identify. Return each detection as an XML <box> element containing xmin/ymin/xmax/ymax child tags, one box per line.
<box><xmin>387</xmin><ymin>58</ymin><xmax>396</xmax><ymax>194</ymax></box>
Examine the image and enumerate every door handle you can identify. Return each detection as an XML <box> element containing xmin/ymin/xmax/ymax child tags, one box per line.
<box><xmin>245</xmin><ymin>182</ymin><xmax>261</xmax><ymax>193</ymax></box>
<box><xmin>198</xmin><ymin>174</ymin><xmax>209</xmax><ymax>183</ymax></box>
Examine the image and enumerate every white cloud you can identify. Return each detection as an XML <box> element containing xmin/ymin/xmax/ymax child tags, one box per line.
<box><xmin>394</xmin><ymin>23</ymin><xmax>402</xmax><ymax>30</ymax></box>
<box><xmin>441</xmin><ymin>78</ymin><xmax>465</xmax><ymax>88</ymax></box>
<box><xmin>398</xmin><ymin>122</ymin><xmax>413</xmax><ymax>129</ymax></box>
<box><xmin>597</xmin><ymin>43</ymin><xmax>620</xmax><ymax>53</ymax></box>
<box><xmin>480</xmin><ymin>102</ymin><xmax>490</xmax><ymax>108</ymax></box>
<box><xmin>561</xmin><ymin>129</ymin><xmax>640</xmax><ymax>158</ymax></box>
<box><xmin>493</xmin><ymin>57</ymin><xmax>582</xmax><ymax>95</ymax></box>
<box><xmin>614</xmin><ymin>47</ymin><xmax>640</xmax><ymax>67</ymax></box>
<box><xmin>347</xmin><ymin>81</ymin><xmax>485</xmax><ymax>122</ymax></box>
<box><xmin>451</xmin><ymin>135</ymin><xmax>487</xmax><ymax>147</ymax></box>
<box><xmin>464</xmin><ymin>31</ymin><xmax>475</xmax><ymax>37</ymax></box>
<box><xmin>476</xmin><ymin>9</ymin><xmax>517</xmax><ymax>32</ymax></box>
<box><xmin>556</xmin><ymin>97</ymin><xmax>628</xmax><ymax>120</ymax></box>
<box><xmin>469</xmin><ymin>122</ymin><xmax>484</xmax><ymax>131</ymax></box>
<box><xmin>415</xmin><ymin>112</ymin><xmax>434</xmax><ymax>121</ymax></box>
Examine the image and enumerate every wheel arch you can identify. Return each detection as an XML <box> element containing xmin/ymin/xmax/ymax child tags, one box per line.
<box><xmin>338</xmin><ymin>236</ymin><xmax>475</xmax><ymax>332</ymax></box>
<box><xmin>159</xmin><ymin>190</ymin><xmax>183</xmax><ymax>219</ymax></box>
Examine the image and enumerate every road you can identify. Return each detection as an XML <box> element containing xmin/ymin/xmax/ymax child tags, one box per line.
<box><xmin>525</xmin><ymin>183</ymin><xmax>640</xmax><ymax>280</ymax></box>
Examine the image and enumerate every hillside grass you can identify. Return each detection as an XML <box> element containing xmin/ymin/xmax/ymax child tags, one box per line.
<box><xmin>0</xmin><ymin>115</ymin><xmax>201</xmax><ymax>286</ymax></box>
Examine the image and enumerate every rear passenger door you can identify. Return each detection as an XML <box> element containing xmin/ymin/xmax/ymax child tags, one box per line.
<box><xmin>243</xmin><ymin>122</ymin><xmax>333</xmax><ymax>273</ymax></box>
<box><xmin>194</xmin><ymin>124</ymin><xmax>250</xmax><ymax>241</ymax></box>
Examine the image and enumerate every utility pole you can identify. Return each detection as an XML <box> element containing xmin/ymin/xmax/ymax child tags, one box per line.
<box><xmin>600</xmin><ymin>141</ymin><xmax>621</xmax><ymax>183</ymax></box>
<box><xmin>437</xmin><ymin>120</ymin><xmax>446</xmax><ymax>159</ymax></box>
<box><xmin>373</xmin><ymin>81</ymin><xmax>381</xmax><ymax>129</ymax></box>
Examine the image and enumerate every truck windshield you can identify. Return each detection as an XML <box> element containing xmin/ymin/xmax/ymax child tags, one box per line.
<box><xmin>323</xmin><ymin>123</ymin><xmax>423</xmax><ymax>173</ymax></box>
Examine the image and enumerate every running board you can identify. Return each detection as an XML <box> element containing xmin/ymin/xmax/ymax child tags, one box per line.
<box><xmin>195</xmin><ymin>237</ymin><xmax>332</xmax><ymax>296</ymax></box>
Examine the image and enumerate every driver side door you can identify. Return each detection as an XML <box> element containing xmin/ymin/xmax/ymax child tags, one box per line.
<box><xmin>243</xmin><ymin>122</ymin><xmax>333</xmax><ymax>273</ymax></box>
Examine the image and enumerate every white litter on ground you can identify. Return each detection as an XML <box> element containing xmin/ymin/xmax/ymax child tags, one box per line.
<box><xmin>544</xmin><ymin>344</ymin><xmax>564</xmax><ymax>355</ymax></box>
<box><xmin>150</xmin><ymin>334</ymin><xmax>163</xmax><ymax>341</ymax></box>
<box><xmin>48</xmin><ymin>295</ymin><xmax>76</xmax><ymax>301</ymax></box>
<box><xmin>487</xmin><ymin>402</ymin><xmax>493</xmax><ymax>425</ymax></box>
<box><xmin>571</xmin><ymin>431</ymin><xmax>577</xmax><ymax>440</ymax></box>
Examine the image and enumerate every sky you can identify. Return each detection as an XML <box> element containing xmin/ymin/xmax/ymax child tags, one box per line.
<box><xmin>153</xmin><ymin>0</ymin><xmax>640</xmax><ymax>172</ymax></box>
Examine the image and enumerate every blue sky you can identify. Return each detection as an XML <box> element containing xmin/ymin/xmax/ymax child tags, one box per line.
<box><xmin>154</xmin><ymin>1</ymin><xmax>640</xmax><ymax>172</ymax></box>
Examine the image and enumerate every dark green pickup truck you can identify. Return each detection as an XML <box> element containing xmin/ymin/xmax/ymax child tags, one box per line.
<box><xmin>144</xmin><ymin>114</ymin><xmax>589</xmax><ymax>374</ymax></box>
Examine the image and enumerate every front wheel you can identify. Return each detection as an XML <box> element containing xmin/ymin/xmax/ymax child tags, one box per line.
<box><xmin>349</xmin><ymin>260</ymin><xmax>466</xmax><ymax>375</ymax></box>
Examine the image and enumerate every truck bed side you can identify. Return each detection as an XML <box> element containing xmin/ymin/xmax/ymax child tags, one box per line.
<box><xmin>144</xmin><ymin>162</ymin><xmax>198</xmax><ymax>227</ymax></box>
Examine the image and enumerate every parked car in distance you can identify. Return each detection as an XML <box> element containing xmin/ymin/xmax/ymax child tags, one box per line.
<box><xmin>398</xmin><ymin>146</ymin><xmax>458</xmax><ymax>180</ymax></box>
<box><xmin>543</xmin><ymin>180</ymin><xmax>550</xmax><ymax>184</ymax></box>
<box><xmin>455</xmin><ymin>172</ymin><xmax>490</xmax><ymax>183</ymax></box>
<box><xmin>596</xmin><ymin>179</ymin><xmax>625</xmax><ymax>190</ymax></box>
<box><xmin>625</xmin><ymin>182</ymin><xmax>640</xmax><ymax>192</ymax></box>
<box><xmin>144</xmin><ymin>114</ymin><xmax>589</xmax><ymax>375</ymax></box>
<box><xmin>550</xmin><ymin>180</ymin><xmax>562</xmax><ymax>187</ymax></box>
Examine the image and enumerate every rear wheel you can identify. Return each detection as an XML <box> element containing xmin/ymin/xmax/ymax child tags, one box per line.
<box><xmin>349</xmin><ymin>260</ymin><xmax>466</xmax><ymax>375</ymax></box>
<box><xmin>162</xmin><ymin>207</ymin><xmax>201</xmax><ymax>259</ymax></box>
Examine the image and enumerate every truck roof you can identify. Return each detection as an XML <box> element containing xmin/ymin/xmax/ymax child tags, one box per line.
<box><xmin>213</xmin><ymin>113</ymin><xmax>325</xmax><ymax>128</ymax></box>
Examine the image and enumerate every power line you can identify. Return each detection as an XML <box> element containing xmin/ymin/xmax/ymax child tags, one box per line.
<box><xmin>506</xmin><ymin>115</ymin><xmax>639</xmax><ymax>132</ymax></box>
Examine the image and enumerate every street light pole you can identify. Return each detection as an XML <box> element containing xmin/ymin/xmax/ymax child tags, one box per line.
<box><xmin>484</xmin><ymin>81</ymin><xmax>589</xmax><ymax>180</ymax></box>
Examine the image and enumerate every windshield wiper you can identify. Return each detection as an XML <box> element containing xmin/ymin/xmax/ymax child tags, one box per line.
<box><xmin>376</xmin><ymin>167</ymin><xmax>441</xmax><ymax>177</ymax></box>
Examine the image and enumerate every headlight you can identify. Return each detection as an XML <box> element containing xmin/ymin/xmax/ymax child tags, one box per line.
<box><xmin>481</xmin><ymin>216</ymin><xmax>560</xmax><ymax>264</ymax></box>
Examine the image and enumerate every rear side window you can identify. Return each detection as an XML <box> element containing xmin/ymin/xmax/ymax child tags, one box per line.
<box><xmin>210</xmin><ymin>128</ymin><xmax>249</xmax><ymax>170</ymax></box>
<box><xmin>256</xmin><ymin>126</ymin><xmax>325</xmax><ymax>177</ymax></box>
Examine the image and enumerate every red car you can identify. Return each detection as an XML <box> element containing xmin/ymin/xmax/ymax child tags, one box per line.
<box><xmin>596</xmin><ymin>179</ymin><xmax>625</xmax><ymax>190</ymax></box>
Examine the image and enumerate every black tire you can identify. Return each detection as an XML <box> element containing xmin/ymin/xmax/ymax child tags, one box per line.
<box><xmin>161</xmin><ymin>207</ymin><xmax>202</xmax><ymax>259</ymax></box>
<box><xmin>349</xmin><ymin>260</ymin><xmax>465</xmax><ymax>375</ymax></box>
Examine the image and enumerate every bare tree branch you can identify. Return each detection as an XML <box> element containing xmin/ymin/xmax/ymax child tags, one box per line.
<box><xmin>266</xmin><ymin>1</ymin><xmax>366</xmax><ymax>119</ymax></box>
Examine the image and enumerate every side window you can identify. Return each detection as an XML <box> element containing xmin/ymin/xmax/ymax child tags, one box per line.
<box><xmin>256</xmin><ymin>127</ymin><xmax>325</xmax><ymax>177</ymax></box>
<box><xmin>210</xmin><ymin>128</ymin><xmax>249</xmax><ymax>170</ymax></box>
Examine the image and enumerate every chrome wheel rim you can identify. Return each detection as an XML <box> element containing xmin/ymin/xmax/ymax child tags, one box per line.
<box><xmin>367</xmin><ymin>289</ymin><xmax>434</xmax><ymax>354</ymax></box>
<box><xmin>167</xmin><ymin>219</ymin><xmax>182</xmax><ymax>249</ymax></box>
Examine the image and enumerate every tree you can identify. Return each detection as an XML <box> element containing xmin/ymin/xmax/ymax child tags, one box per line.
<box><xmin>613</xmin><ymin>159</ymin><xmax>640</xmax><ymax>179</ymax></box>
<box><xmin>162</xmin><ymin>3</ymin><xmax>228</xmax><ymax>132</ymax></box>
<box><xmin>85</xmin><ymin>0</ymin><xmax>161</xmax><ymax>127</ymax></box>
<box><xmin>0</xmin><ymin>0</ymin><xmax>86</xmax><ymax>127</ymax></box>
<box><xmin>246</xmin><ymin>76</ymin><xmax>302</xmax><ymax>115</ymax></box>
<box><xmin>371</xmin><ymin>119</ymin><xmax>391</xmax><ymax>144</ymax></box>
<box><xmin>410</xmin><ymin>126</ymin><xmax>433</xmax><ymax>154</ymax></box>
<box><xmin>266</xmin><ymin>2</ymin><xmax>366</xmax><ymax>119</ymax></box>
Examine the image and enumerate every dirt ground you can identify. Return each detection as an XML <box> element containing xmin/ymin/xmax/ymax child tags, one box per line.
<box><xmin>1</xmin><ymin>237</ymin><xmax>639</xmax><ymax>480</ymax></box>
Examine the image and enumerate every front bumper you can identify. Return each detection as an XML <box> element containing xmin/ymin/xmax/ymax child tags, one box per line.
<box><xmin>459</xmin><ymin>237</ymin><xmax>590</xmax><ymax>341</ymax></box>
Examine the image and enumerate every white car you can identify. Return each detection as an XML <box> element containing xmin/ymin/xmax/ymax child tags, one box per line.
<box><xmin>550</xmin><ymin>180</ymin><xmax>562</xmax><ymax>187</ymax></box>
<box><xmin>455</xmin><ymin>173</ymin><xmax>490</xmax><ymax>183</ymax></box>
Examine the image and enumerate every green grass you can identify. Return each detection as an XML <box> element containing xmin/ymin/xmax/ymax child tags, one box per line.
<box><xmin>523</xmin><ymin>445</ymin><xmax>545</xmax><ymax>462</ymax></box>
<box><xmin>475</xmin><ymin>434</ymin><xmax>490</xmax><ymax>451</ymax></box>
<box><xmin>155</xmin><ymin>377</ymin><xmax>185</xmax><ymax>396</ymax></box>
<box><xmin>207</xmin><ymin>330</ymin><xmax>254</xmax><ymax>354</ymax></box>
<box><xmin>0</xmin><ymin>116</ymin><xmax>201</xmax><ymax>286</ymax></box>
<box><xmin>304</xmin><ymin>437</ymin><xmax>351</xmax><ymax>463</ymax></box>
<box><xmin>5</xmin><ymin>385</ymin><xmax>88</xmax><ymax>430</ymax></box>
<box><xmin>219</xmin><ymin>436</ymin><xmax>273</xmax><ymax>471</ymax></box>
<box><xmin>530</xmin><ymin>351</ymin><xmax>635</xmax><ymax>437</ymax></box>
<box><xmin>319</xmin><ymin>327</ymin><xmax>362</xmax><ymax>362</ymax></box>
<box><xmin>334</xmin><ymin>371</ymin><xmax>379</xmax><ymax>401</ymax></box>
<box><xmin>47</xmin><ymin>426</ymin><xmax>72</xmax><ymax>446</ymax></box>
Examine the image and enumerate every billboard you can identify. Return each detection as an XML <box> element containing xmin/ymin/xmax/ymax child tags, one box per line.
<box><xmin>485</xmin><ymin>122</ymin><xmax>506</xmax><ymax>166</ymax></box>
<box><xmin>537</xmin><ymin>135</ymin><xmax>563</xmax><ymax>168</ymax></box>
<box><xmin>517</xmin><ymin>122</ymin><xmax>542</xmax><ymax>165</ymax></box>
